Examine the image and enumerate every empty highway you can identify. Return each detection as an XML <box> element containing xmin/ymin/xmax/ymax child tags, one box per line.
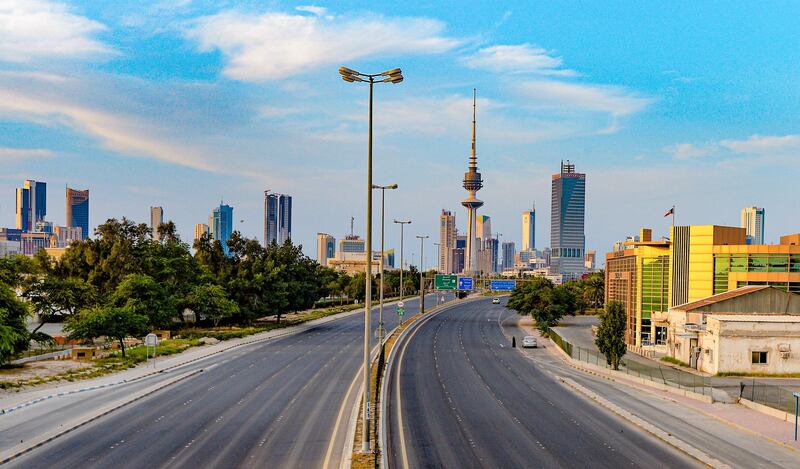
<box><xmin>385</xmin><ymin>297</ymin><xmax>698</xmax><ymax>468</ymax></box>
<box><xmin>4</xmin><ymin>293</ymin><xmax>451</xmax><ymax>468</ymax></box>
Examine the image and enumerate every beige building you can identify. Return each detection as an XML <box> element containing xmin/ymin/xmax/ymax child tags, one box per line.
<box><xmin>438</xmin><ymin>210</ymin><xmax>456</xmax><ymax>273</ymax></box>
<box><xmin>665</xmin><ymin>286</ymin><xmax>800</xmax><ymax>374</ymax></box>
<box><xmin>194</xmin><ymin>223</ymin><xmax>209</xmax><ymax>242</ymax></box>
<box><xmin>316</xmin><ymin>233</ymin><xmax>336</xmax><ymax>267</ymax></box>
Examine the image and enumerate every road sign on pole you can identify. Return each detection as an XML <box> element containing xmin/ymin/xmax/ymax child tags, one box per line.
<box><xmin>457</xmin><ymin>276</ymin><xmax>474</xmax><ymax>290</ymax></box>
<box><xmin>434</xmin><ymin>274</ymin><xmax>457</xmax><ymax>290</ymax></box>
<box><xmin>490</xmin><ymin>279</ymin><xmax>516</xmax><ymax>291</ymax></box>
<box><xmin>145</xmin><ymin>333</ymin><xmax>159</xmax><ymax>369</ymax></box>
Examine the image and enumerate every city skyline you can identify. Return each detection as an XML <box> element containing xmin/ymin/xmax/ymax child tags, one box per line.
<box><xmin>1</xmin><ymin>2</ymin><xmax>798</xmax><ymax>267</ymax></box>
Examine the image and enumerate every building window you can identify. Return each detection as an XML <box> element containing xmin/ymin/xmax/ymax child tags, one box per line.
<box><xmin>751</xmin><ymin>351</ymin><xmax>768</xmax><ymax>365</ymax></box>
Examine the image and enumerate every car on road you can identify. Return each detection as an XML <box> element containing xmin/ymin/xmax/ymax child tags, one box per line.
<box><xmin>522</xmin><ymin>336</ymin><xmax>538</xmax><ymax>348</ymax></box>
<box><xmin>492</xmin><ymin>297</ymin><xmax>500</xmax><ymax>304</ymax></box>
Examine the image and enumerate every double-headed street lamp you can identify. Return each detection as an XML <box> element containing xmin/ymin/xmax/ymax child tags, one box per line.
<box><xmin>394</xmin><ymin>219</ymin><xmax>411</xmax><ymax>304</ymax></box>
<box><xmin>417</xmin><ymin>235</ymin><xmax>429</xmax><ymax>314</ymax></box>
<box><xmin>339</xmin><ymin>65</ymin><xmax>403</xmax><ymax>453</ymax></box>
<box><xmin>372</xmin><ymin>183</ymin><xmax>398</xmax><ymax>342</ymax></box>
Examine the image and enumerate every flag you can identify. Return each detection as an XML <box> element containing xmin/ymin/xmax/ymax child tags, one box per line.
<box><xmin>664</xmin><ymin>207</ymin><xmax>674</xmax><ymax>217</ymax></box>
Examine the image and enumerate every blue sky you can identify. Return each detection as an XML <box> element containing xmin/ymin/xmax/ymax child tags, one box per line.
<box><xmin>1</xmin><ymin>1</ymin><xmax>798</xmax><ymax>267</ymax></box>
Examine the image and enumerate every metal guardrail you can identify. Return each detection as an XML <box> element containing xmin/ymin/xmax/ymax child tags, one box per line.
<box><xmin>740</xmin><ymin>380</ymin><xmax>800</xmax><ymax>414</ymax></box>
<box><xmin>548</xmin><ymin>327</ymin><xmax>712</xmax><ymax>396</ymax></box>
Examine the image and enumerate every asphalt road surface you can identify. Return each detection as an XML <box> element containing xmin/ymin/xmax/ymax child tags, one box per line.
<box><xmin>6</xmin><ymin>292</ymin><xmax>451</xmax><ymax>469</ymax></box>
<box><xmin>386</xmin><ymin>297</ymin><xmax>699</xmax><ymax>468</ymax></box>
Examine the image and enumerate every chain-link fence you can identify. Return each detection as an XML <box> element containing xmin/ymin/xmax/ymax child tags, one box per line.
<box><xmin>548</xmin><ymin>327</ymin><xmax>712</xmax><ymax>396</ymax></box>
<box><xmin>739</xmin><ymin>380</ymin><xmax>800</xmax><ymax>414</ymax></box>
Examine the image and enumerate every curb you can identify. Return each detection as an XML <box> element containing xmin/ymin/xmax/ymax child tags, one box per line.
<box><xmin>0</xmin><ymin>368</ymin><xmax>203</xmax><ymax>465</ymax></box>
<box><xmin>558</xmin><ymin>376</ymin><xmax>730</xmax><ymax>468</ymax></box>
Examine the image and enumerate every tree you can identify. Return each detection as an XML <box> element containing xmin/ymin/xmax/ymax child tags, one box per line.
<box><xmin>185</xmin><ymin>284</ymin><xmax>239</xmax><ymax>327</ymax></box>
<box><xmin>0</xmin><ymin>282</ymin><xmax>30</xmax><ymax>365</ymax></box>
<box><xmin>65</xmin><ymin>306</ymin><xmax>148</xmax><ymax>357</ymax></box>
<box><xmin>595</xmin><ymin>301</ymin><xmax>627</xmax><ymax>370</ymax></box>
<box><xmin>110</xmin><ymin>274</ymin><xmax>172</xmax><ymax>329</ymax></box>
<box><xmin>582</xmin><ymin>272</ymin><xmax>605</xmax><ymax>310</ymax></box>
<box><xmin>506</xmin><ymin>278</ymin><xmax>577</xmax><ymax>335</ymax></box>
<box><xmin>23</xmin><ymin>276</ymin><xmax>98</xmax><ymax>333</ymax></box>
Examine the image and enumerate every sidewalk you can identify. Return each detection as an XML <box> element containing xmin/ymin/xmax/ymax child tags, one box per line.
<box><xmin>518</xmin><ymin>317</ymin><xmax>800</xmax><ymax>451</ymax></box>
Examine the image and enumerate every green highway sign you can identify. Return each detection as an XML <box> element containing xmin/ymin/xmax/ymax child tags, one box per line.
<box><xmin>397</xmin><ymin>307</ymin><xmax>405</xmax><ymax>316</ymax></box>
<box><xmin>434</xmin><ymin>274</ymin><xmax>458</xmax><ymax>290</ymax></box>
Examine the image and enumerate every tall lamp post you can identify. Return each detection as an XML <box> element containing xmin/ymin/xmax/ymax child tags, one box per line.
<box><xmin>394</xmin><ymin>220</ymin><xmax>411</xmax><ymax>303</ymax></box>
<box><xmin>339</xmin><ymin>65</ymin><xmax>403</xmax><ymax>453</ymax></box>
<box><xmin>495</xmin><ymin>233</ymin><xmax>502</xmax><ymax>274</ymax></box>
<box><xmin>433</xmin><ymin>242</ymin><xmax>442</xmax><ymax>304</ymax></box>
<box><xmin>417</xmin><ymin>235</ymin><xmax>429</xmax><ymax>313</ymax></box>
<box><xmin>372</xmin><ymin>184</ymin><xmax>398</xmax><ymax>342</ymax></box>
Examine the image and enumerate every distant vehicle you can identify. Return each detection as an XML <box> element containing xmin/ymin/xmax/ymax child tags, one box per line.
<box><xmin>522</xmin><ymin>336</ymin><xmax>538</xmax><ymax>348</ymax></box>
<box><xmin>492</xmin><ymin>297</ymin><xmax>500</xmax><ymax>304</ymax></box>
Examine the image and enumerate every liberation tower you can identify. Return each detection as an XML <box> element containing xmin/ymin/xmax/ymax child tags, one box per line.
<box><xmin>461</xmin><ymin>89</ymin><xmax>483</xmax><ymax>275</ymax></box>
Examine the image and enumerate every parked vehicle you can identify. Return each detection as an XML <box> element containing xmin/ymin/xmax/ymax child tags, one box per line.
<box><xmin>522</xmin><ymin>336</ymin><xmax>538</xmax><ymax>348</ymax></box>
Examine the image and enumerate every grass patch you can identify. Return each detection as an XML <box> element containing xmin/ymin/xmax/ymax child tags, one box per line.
<box><xmin>660</xmin><ymin>356</ymin><xmax>691</xmax><ymax>368</ymax></box>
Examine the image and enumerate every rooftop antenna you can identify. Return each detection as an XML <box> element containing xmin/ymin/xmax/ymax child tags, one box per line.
<box><xmin>350</xmin><ymin>216</ymin><xmax>354</xmax><ymax>237</ymax></box>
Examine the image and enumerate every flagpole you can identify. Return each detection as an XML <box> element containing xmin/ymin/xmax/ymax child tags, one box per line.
<box><xmin>672</xmin><ymin>205</ymin><xmax>675</xmax><ymax>226</ymax></box>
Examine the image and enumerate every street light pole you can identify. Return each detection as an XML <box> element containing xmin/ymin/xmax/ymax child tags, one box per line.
<box><xmin>417</xmin><ymin>235</ymin><xmax>429</xmax><ymax>313</ymax></box>
<box><xmin>372</xmin><ymin>184</ymin><xmax>397</xmax><ymax>342</ymax></box>
<box><xmin>394</xmin><ymin>220</ymin><xmax>411</xmax><ymax>303</ymax></box>
<box><xmin>340</xmin><ymin>66</ymin><xmax>403</xmax><ymax>453</ymax></box>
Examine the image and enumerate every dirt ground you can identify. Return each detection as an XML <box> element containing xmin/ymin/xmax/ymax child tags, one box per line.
<box><xmin>0</xmin><ymin>359</ymin><xmax>92</xmax><ymax>382</ymax></box>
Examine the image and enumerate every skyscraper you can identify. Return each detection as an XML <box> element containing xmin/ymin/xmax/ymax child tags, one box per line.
<box><xmin>194</xmin><ymin>223</ymin><xmax>209</xmax><ymax>242</ymax></box>
<box><xmin>150</xmin><ymin>206</ymin><xmax>163</xmax><ymax>240</ymax></box>
<box><xmin>502</xmin><ymin>241</ymin><xmax>516</xmax><ymax>270</ymax></box>
<box><xmin>461</xmin><ymin>89</ymin><xmax>484</xmax><ymax>275</ymax></box>
<box><xmin>316</xmin><ymin>233</ymin><xmax>336</xmax><ymax>267</ymax></box>
<box><xmin>521</xmin><ymin>205</ymin><xmax>535</xmax><ymax>251</ymax></box>
<box><xmin>15</xmin><ymin>180</ymin><xmax>46</xmax><ymax>232</ymax></box>
<box><xmin>212</xmin><ymin>203</ymin><xmax>234</xmax><ymax>255</ymax></box>
<box><xmin>66</xmin><ymin>187</ymin><xmax>89</xmax><ymax>239</ymax></box>
<box><xmin>550</xmin><ymin>161</ymin><xmax>586</xmax><ymax>277</ymax></box>
<box><xmin>740</xmin><ymin>206</ymin><xmax>765</xmax><ymax>245</ymax></box>
<box><xmin>265</xmin><ymin>192</ymin><xmax>292</xmax><ymax>245</ymax></box>
<box><xmin>438</xmin><ymin>209</ymin><xmax>456</xmax><ymax>273</ymax></box>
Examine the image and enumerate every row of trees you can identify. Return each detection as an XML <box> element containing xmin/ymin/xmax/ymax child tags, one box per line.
<box><xmin>506</xmin><ymin>271</ymin><xmax>627</xmax><ymax>370</ymax></box>
<box><xmin>0</xmin><ymin>218</ymin><xmax>419</xmax><ymax>361</ymax></box>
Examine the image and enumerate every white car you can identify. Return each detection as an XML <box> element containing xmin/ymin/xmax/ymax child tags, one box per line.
<box><xmin>522</xmin><ymin>336</ymin><xmax>538</xmax><ymax>348</ymax></box>
<box><xmin>492</xmin><ymin>297</ymin><xmax>500</xmax><ymax>304</ymax></box>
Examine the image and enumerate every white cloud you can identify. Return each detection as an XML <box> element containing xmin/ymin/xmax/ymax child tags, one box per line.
<box><xmin>0</xmin><ymin>147</ymin><xmax>55</xmax><ymax>160</ymax></box>
<box><xmin>720</xmin><ymin>134</ymin><xmax>800</xmax><ymax>155</ymax></box>
<box><xmin>665</xmin><ymin>142</ymin><xmax>717</xmax><ymax>160</ymax></box>
<box><xmin>0</xmin><ymin>0</ymin><xmax>113</xmax><ymax>62</ymax></box>
<box><xmin>184</xmin><ymin>9</ymin><xmax>460</xmax><ymax>81</ymax></box>
<box><xmin>517</xmin><ymin>80</ymin><xmax>653</xmax><ymax>117</ymax></box>
<box><xmin>462</xmin><ymin>44</ymin><xmax>576</xmax><ymax>76</ymax></box>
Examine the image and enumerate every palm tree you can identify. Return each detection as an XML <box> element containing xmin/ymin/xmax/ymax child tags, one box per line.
<box><xmin>582</xmin><ymin>273</ymin><xmax>605</xmax><ymax>312</ymax></box>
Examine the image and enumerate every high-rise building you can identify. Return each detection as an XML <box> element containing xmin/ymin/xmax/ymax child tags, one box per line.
<box><xmin>452</xmin><ymin>235</ymin><xmax>466</xmax><ymax>274</ymax></box>
<box><xmin>16</xmin><ymin>180</ymin><xmax>47</xmax><ymax>232</ymax></box>
<box><xmin>66</xmin><ymin>187</ymin><xmax>89</xmax><ymax>239</ymax></box>
<box><xmin>150</xmin><ymin>206</ymin><xmax>163</xmax><ymax>240</ymax></box>
<box><xmin>502</xmin><ymin>241</ymin><xmax>516</xmax><ymax>270</ymax></box>
<box><xmin>521</xmin><ymin>206</ymin><xmax>535</xmax><ymax>251</ymax></box>
<box><xmin>194</xmin><ymin>223</ymin><xmax>210</xmax><ymax>242</ymax></box>
<box><xmin>212</xmin><ymin>203</ymin><xmax>234</xmax><ymax>255</ymax></box>
<box><xmin>461</xmin><ymin>89</ymin><xmax>484</xmax><ymax>275</ymax></box>
<box><xmin>550</xmin><ymin>161</ymin><xmax>586</xmax><ymax>277</ymax></box>
<box><xmin>740</xmin><ymin>206</ymin><xmax>765</xmax><ymax>245</ymax></box>
<box><xmin>265</xmin><ymin>192</ymin><xmax>292</xmax><ymax>245</ymax></box>
<box><xmin>316</xmin><ymin>233</ymin><xmax>336</xmax><ymax>267</ymax></box>
<box><xmin>438</xmin><ymin>210</ymin><xmax>456</xmax><ymax>273</ymax></box>
<box><xmin>476</xmin><ymin>215</ymin><xmax>491</xmax><ymax>249</ymax></box>
<box><xmin>584</xmin><ymin>250</ymin><xmax>597</xmax><ymax>271</ymax></box>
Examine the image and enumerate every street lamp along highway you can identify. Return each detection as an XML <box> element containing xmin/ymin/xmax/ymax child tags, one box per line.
<box><xmin>393</xmin><ymin>219</ymin><xmax>411</xmax><ymax>308</ymax></box>
<box><xmin>340</xmin><ymin>65</ymin><xmax>403</xmax><ymax>453</ymax></box>
<box><xmin>416</xmin><ymin>235</ymin><xmax>430</xmax><ymax>314</ymax></box>
<box><xmin>372</xmin><ymin>183</ymin><xmax>398</xmax><ymax>343</ymax></box>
